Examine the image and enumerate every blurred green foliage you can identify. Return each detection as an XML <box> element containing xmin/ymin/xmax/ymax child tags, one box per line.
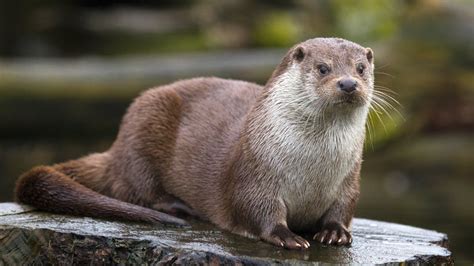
<box><xmin>254</xmin><ymin>12</ymin><xmax>300</xmax><ymax>47</ymax></box>
<box><xmin>331</xmin><ymin>0</ymin><xmax>400</xmax><ymax>41</ymax></box>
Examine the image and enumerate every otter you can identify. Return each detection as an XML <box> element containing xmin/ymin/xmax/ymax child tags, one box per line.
<box><xmin>15</xmin><ymin>37</ymin><xmax>374</xmax><ymax>249</ymax></box>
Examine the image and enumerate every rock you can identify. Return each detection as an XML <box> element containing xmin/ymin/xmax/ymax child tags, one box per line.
<box><xmin>0</xmin><ymin>203</ymin><xmax>452</xmax><ymax>265</ymax></box>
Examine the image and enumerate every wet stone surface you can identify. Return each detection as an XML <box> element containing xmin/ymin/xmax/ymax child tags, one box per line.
<box><xmin>0</xmin><ymin>203</ymin><xmax>452</xmax><ymax>265</ymax></box>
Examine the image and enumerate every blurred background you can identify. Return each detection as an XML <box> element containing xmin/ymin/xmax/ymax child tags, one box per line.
<box><xmin>0</xmin><ymin>0</ymin><xmax>472</xmax><ymax>262</ymax></box>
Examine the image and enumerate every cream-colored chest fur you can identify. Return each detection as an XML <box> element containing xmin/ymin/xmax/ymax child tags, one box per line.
<box><xmin>257</xmin><ymin>113</ymin><xmax>365</xmax><ymax>230</ymax></box>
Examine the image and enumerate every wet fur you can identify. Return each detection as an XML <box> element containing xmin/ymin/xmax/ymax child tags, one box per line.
<box><xmin>16</xmin><ymin>38</ymin><xmax>374</xmax><ymax>249</ymax></box>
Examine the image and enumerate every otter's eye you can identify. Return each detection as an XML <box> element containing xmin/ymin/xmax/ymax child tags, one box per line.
<box><xmin>317</xmin><ymin>64</ymin><xmax>330</xmax><ymax>76</ymax></box>
<box><xmin>356</xmin><ymin>63</ymin><xmax>366</xmax><ymax>75</ymax></box>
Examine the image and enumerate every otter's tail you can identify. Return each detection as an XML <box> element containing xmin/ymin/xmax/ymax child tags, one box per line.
<box><xmin>15</xmin><ymin>165</ymin><xmax>187</xmax><ymax>226</ymax></box>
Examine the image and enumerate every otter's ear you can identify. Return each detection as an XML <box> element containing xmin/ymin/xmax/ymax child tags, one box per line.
<box><xmin>366</xmin><ymin>48</ymin><xmax>374</xmax><ymax>63</ymax></box>
<box><xmin>293</xmin><ymin>46</ymin><xmax>305</xmax><ymax>62</ymax></box>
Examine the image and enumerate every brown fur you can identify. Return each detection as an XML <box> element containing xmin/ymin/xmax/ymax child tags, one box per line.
<box><xmin>15</xmin><ymin>38</ymin><xmax>375</xmax><ymax>249</ymax></box>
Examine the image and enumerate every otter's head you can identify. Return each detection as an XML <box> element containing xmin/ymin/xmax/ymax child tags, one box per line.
<box><xmin>267</xmin><ymin>38</ymin><xmax>374</xmax><ymax>116</ymax></box>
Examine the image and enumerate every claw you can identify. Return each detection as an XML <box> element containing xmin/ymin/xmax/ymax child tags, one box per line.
<box><xmin>263</xmin><ymin>224</ymin><xmax>310</xmax><ymax>250</ymax></box>
<box><xmin>313</xmin><ymin>222</ymin><xmax>353</xmax><ymax>246</ymax></box>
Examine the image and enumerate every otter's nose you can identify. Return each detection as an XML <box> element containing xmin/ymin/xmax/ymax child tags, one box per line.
<box><xmin>338</xmin><ymin>78</ymin><xmax>357</xmax><ymax>94</ymax></box>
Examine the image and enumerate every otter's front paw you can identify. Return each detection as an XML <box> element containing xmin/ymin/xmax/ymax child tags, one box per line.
<box><xmin>262</xmin><ymin>224</ymin><xmax>310</xmax><ymax>249</ymax></box>
<box><xmin>313</xmin><ymin>222</ymin><xmax>352</xmax><ymax>246</ymax></box>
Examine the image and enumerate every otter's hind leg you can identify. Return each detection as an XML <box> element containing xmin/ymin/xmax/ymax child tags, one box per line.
<box><xmin>152</xmin><ymin>195</ymin><xmax>202</xmax><ymax>219</ymax></box>
<box><xmin>107</xmin><ymin>87</ymin><xmax>184</xmax><ymax>208</ymax></box>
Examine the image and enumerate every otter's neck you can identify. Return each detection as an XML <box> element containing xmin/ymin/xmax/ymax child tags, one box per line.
<box><xmin>247</xmin><ymin>64</ymin><xmax>369</xmax><ymax>137</ymax></box>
